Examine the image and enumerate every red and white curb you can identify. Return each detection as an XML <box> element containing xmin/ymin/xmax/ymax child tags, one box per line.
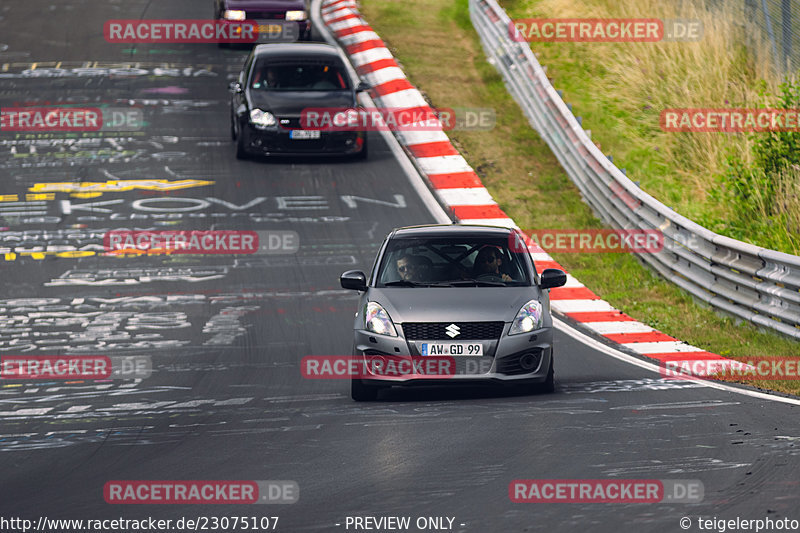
<box><xmin>320</xmin><ymin>0</ymin><xmax>741</xmax><ymax>377</ymax></box>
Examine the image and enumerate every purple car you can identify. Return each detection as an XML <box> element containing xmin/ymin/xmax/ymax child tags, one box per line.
<box><xmin>214</xmin><ymin>0</ymin><xmax>312</xmax><ymax>43</ymax></box>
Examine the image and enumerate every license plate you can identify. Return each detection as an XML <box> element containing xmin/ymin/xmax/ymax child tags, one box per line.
<box><xmin>290</xmin><ymin>129</ymin><xmax>320</xmax><ymax>140</ymax></box>
<box><xmin>421</xmin><ymin>343</ymin><xmax>483</xmax><ymax>356</ymax></box>
<box><xmin>258</xmin><ymin>24</ymin><xmax>283</xmax><ymax>34</ymax></box>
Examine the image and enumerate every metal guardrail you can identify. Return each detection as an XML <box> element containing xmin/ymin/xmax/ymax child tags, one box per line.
<box><xmin>470</xmin><ymin>0</ymin><xmax>800</xmax><ymax>340</ymax></box>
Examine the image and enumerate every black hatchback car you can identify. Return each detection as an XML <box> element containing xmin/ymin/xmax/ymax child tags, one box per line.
<box><xmin>229</xmin><ymin>43</ymin><xmax>369</xmax><ymax>159</ymax></box>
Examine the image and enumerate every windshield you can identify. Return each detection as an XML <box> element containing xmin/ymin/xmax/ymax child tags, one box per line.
<box><xmin>376</xmin><ymin>236</ymin><xmax>531</xmax><ymax>287</ymax></box>
<box><xmin>250</xmin><ymin>61</ymin><xmax>349</xmax><ymax>91</ymax></box>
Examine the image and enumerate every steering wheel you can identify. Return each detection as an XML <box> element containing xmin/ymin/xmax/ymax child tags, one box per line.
<box><xmin>475</xmin><ymin>273</ymin><xmax>503</xmax><ymax>282</ymax></box>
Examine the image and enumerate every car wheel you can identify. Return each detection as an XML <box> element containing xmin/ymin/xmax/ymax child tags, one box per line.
<box><xmin>230</xmin><ymin>113</ymin><xmax>237</xmax><ymax>141</ymax></box>
<box><xmin>351</xmin><ymin>378</ymin><xmax>379</xmax><ymax>401</ymax></box>
<box><xmin>235</xmin><ymin>122</ymin><xmax>249</xmax><ymax>160</ymax></box>
<box><xmin>536</xmin><ymin>355</ymin><xmax>555</xmax><ymax>394</ymax></box>
<box><xmin>236</xmin><ymin>135</ymin><xmax>249</xmax><ymax>160</ymax></box>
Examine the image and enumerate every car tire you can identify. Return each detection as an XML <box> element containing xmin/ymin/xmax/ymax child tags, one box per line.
<box><xmin>351</xmin><ymin>378</ymin><xmax>379</xmax><ymax>401</ymax></box>
<box><xmin>230</xmin><ymin>113</ymin><xmax>237</xmax><ymax>141</ymax></box>
<box><xmin>235</xmin><ymin>124</ymin><xmax>249</xmax><ymax>160</ymax></box>
<box><xmin>536</xmin><ymin>356</ymin><xmax>555</xmax><ymax>394</ymax></box>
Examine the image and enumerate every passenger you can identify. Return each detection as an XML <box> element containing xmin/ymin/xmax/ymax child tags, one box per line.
<box><xmin>396</xmin><ymin>254</ymin><xmax>432</xmax><ymax>282</ymax></box>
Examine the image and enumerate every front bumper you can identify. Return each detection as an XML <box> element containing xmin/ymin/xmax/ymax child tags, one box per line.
<box><xmin>352</xmin><ymin>324</ymin><xmax>554</xmax><ymax>386</ymax></box>
<box><xmin>241</xmin><ymin>124</ymin><xmax>366</xmax><ymax>156</ymax></box>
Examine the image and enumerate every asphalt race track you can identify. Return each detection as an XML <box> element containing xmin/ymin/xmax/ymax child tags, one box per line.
<box><xmin>0</xmin><ymin>2</ymin><xmax>799</xmax><ymax>532</ymax></box>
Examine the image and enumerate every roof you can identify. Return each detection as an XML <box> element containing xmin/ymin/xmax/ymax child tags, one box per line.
<box><xmin>252</xmin><ymin>43</ymin><xmax>341</xmax><ymax>60</ymax></box>
<box><xmin>390</xmin><ymin>224</ymin><xmax>514</xmax><ymax>238</ymax></box>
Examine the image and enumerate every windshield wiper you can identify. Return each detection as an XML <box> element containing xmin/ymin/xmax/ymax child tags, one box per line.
<box><xmin>443</xmin><ymin>278</ymin><xmax>507</xmax><ymax>287</ymax></box>
<box><xmin>383</xmin><ymin>280</ymin><xmax>432</xmax><ymax>287</ymax></box>
<box><xmin>383</xmin><ymin>280</ymin><xmax>453</xmax><ymax>287</ymax></box>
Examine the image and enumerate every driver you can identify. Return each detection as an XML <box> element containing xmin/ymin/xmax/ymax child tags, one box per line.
<box><xmin>473</xmin><ymin>247</ymin><xmax>512</xmax><ymax>281</ymax></box>
<box><xmin>265</xmin><ymin>68</ymin><xmax>279</xmax><ymax>88</ymax></box>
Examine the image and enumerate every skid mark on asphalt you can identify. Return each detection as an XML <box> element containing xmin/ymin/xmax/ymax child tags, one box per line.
<box><xmin>595</xmin><ymin>457</ymin><xmax>751</xmax><ymax>475</ymax></box>
<box><xmin>560</xmin><ymin>378</ymin><xmax>707</xmax><ymax>394</ymax></box>
<box><xmin>610</xmin><ymin>400</ymin><xmax>741</xmax><ymax>411</ymax></box>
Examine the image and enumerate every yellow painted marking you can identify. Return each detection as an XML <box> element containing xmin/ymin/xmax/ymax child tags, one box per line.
<box><xmin>30</xmin><ymin>179</ymin><xmax>215</xmax><ymax>198</ymax></box>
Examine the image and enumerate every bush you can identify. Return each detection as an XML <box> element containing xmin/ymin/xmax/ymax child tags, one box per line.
<box><xmin>718</xmin><ymin>78</ymin><xmax>800</xmax><ymax>252</ymax></box>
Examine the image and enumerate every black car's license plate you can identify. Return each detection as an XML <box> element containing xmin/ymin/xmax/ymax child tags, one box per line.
<box><xmin>290</xmin><ymin>129</ymin><xmax>321</xmax><ymax>140</ymax></box>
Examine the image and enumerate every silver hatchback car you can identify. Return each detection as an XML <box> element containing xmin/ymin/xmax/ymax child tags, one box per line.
<box><xmin>340</xmin><ymin>224</ymin><xmax>567</xmax><ymax>401</ymax></box>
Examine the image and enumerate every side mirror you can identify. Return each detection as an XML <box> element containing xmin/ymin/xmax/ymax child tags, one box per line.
<box><xmin>341</xmin><ymin>270</ymin><xmax>367</xmax><ymax>291</ymax></box>
<box><xmin>229</xmin><ymin>81</ymin><xmax>243</xmax><ymax>94</ymax></box>
<box><xmin>356</xmin><ymin>81</ymin><xmax>370</xmax><ymax>93</ymax></box>
<box><xmin>539</xmin><ymin>268</ymin><xmax>566</xmax><ymax>290</ymax></box>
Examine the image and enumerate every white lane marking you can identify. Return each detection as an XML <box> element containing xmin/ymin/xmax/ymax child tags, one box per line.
<box><xmin>550</xmin><ymin>299</ymin><xmax>615</xmax><ymax>313</ymax></box>
<box><xmin>396</xmin><ymin>129</ymin><xmax>451</xmax><ymax>146</ymax></box>
<box><xmin>328</xmin><ymin>18</ymin><xmax>362</xmax><ymax>32</ymax></box>
<box><xmin>562</xmin><ymin>274</ymin><xmax>585</xmax><ymax>288</ymax></box>
<box><xmin>350</xmin><ymin>46</ymin><xmax>393</xmax><ymax>66</ymax></box>
<box><xmin>338</xmin><ymin>30</ymin><xmax>381</xmax><ymax>46</ymax></box>
<box><xmin>581</xmin><ymin>321</ymin><xmax>655</xmax><ymax>335</ymax></box>
<box><xmin>622</xmin><ymin>342</ymin><xmax>705</xmax><ymax>354</ymax></box>
<box><xmin>436</xmin><ymin>188</ymin><xmax>496</xmax><ymax>206</ymax></box>
<box><xmin>415</xmin><ymin>155</ymin><xmax>472</xmax><ymax>174</ymax></box>
<box><xmin>457</xmin><ymin>218</ymin><xmax>518</xmax><ymax>229</ymax></box>
<box><xmin>378</xmin><ymin>89</ymin><xmax>430</xmax><ymax>109</ymax></box>
<box><xmin>362</xmin><ymin>66</ymin><xmax>407</xmax><ymax>86</ymax></box>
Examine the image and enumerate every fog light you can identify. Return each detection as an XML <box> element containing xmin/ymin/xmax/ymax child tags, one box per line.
<box><xmin>366</xmin><ymin>355</ymin><xmax>387</xmax><ymax>375</ymax></box>
<box><xmin>519</xmin><ymin>352</ymin><xmax>540</xmax><ymax>371</ymax></box>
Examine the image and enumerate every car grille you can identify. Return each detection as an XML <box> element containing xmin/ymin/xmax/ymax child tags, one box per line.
<box><xmin>401</xmin><ymin>322</ymin><xmax>504</xmax><ymax>340</ymax></box>
<box><xmin>246</xmin><ymin>11</ymin><xmax>286</xmax><ymax>20</ymax></box>
<box><xmin>278</xmin><ymin>117</ymin><xmax>302</xmax><ymax>129</ymax></box>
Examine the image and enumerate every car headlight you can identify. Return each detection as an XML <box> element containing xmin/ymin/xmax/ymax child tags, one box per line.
<box><xmin>332</xmin><ymin>109</ymin><xmax>360</xmax><ymax>128</ymax></box>
<box><xmin>364</xmin><ymin>302</ymin><xmax>398</xmax><ymax>337</ymax></box>
<box><xmin>285</xmin><ymin>10</ymin><xmax>307</xmax><ymax>21</ymax></box>
<box><xmin>509</xmin><ymin>299</ymin><xmax>544</xmax><ymax>335</ymax></box>
<box><xmin>249</xmin><ymin>109</ymin><xmax>277</xmax><ymax>129</ymax></box>
<box><xmin>223</xmin><ymin>9</ymin><xmax>246</xmax><ymax>21</ymax></box>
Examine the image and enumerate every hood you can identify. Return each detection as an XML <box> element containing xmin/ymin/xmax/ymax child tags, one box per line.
<box><xmin>224</xmin><ymin>0</ymin><xmax>305</xmax><ymax>11</ymax></box>
<box><xmin>248</xmin><ymin>90</ymin><xmax>355</xmax><ymax>116</ymax></box>
<box><xmin>368</xmin><ymin>287</ymin><xmax>540</xmax><ymax>324</ymax></box>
